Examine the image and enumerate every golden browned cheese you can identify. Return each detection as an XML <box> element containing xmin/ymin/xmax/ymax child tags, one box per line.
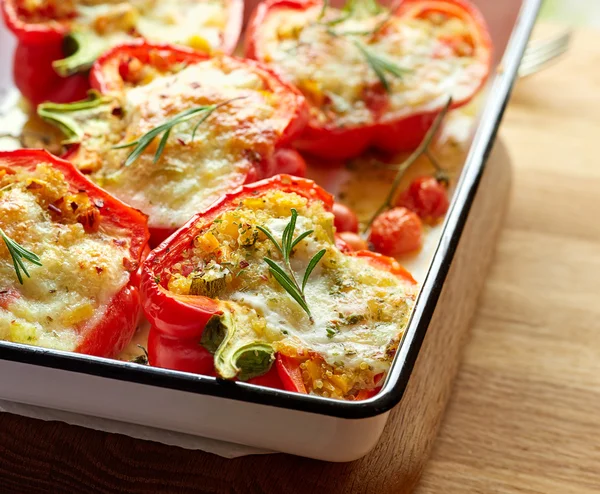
<box><xmin>0</xmin><ymin>164</ymin><xmax>132</xmax><ymax>351</ymax></box>
<box><xmin>258</xmin><ymin>4</ymin><xmax>488</xmax><ymax>127</ymax></box>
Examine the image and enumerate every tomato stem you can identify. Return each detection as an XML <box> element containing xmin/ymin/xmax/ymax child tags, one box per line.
<box><xmin>362</xmin><ymin>97</ymin><xmax>452</xmax><ymax>234</ymax></box>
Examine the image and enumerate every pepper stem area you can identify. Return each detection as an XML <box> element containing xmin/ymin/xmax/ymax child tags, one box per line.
<box><xmin>53</xmin><ymin>31</ymin><xmax>107</xmax><ymax>77</ymax></box>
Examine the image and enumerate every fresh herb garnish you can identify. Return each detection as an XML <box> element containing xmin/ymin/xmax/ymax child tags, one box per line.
<box><xmin>257</xmin><ymin>209</ymin><xmax>326</xmax><ymax>319</ymax></box>
<box><xmin>113</xmin><ymin>97</ymin><xmax>244</xmax><ymax>167</ymax></box>
<box><xmin>363</xmin><ymin>97</ymin><xmax>453</xmax><ymax>233</ymax></box>
<box><xmin>353</xmin><ymin>40</ymin><xmax>409</xmax><ymax>93</ymax></box>
<box><xmin>0</xmin><ymin>228</ymin><xmax>42</xmax><ymax>285</ymax></box>
<box><xmin>315</xmin><ymin>0</ymin><xmax>408</xmax><ymax>94</ymax></box>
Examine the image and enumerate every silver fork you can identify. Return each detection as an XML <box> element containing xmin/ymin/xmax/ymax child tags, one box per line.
<box><xmin>519</xmin><ymin>29</ymin><xmax>572</xmax><ymax>78</ymax></box>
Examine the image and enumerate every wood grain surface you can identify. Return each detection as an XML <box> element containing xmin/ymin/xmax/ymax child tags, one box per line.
<box><xmin>416</xmin><ymin>28</ymin><xmax>600</xmax><ymax>494</ymax></box>
<box><xmin>0</xmin><ymin>27</ymin><xmax>599</xmax><ymax>494</ymax></box>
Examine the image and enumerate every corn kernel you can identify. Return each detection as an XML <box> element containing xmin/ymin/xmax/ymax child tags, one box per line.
<box><xmin>195</xmin><ymin>231</ymin><xmax>220</xmax><ymax>252</ymax></box>
<box><xmin>188</xmin><ymin>35</ymin><xmax>212</xmax><ymax>54</ymax></box>
<box><xmin>9</xmin><ymin>321</ymin><xmax>38</xmax><ymax>344</ymax></box>
<box><xmin>329</xmin><ymin>374</ymin><xmax>351</xmax><ymax>394</ymax></box>
<box><xmin>61</xmin><ymin>304</ymin><xmax>94</xmax><ymax>326</ymax></box>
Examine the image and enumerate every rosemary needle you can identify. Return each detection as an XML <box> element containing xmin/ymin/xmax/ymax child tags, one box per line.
<box><xmin>113</xmin><ymin>97</ymin><xmax>245</xmax><ymax>167</ymax></box>
<box><xmin>257</xmin><ymin>209</ymin><xmax>326</xmax><ymax>319</ymax></box>
<box><xmin>0</xmin><ymin>228</ymin><xmax>42</xmax><ymax>285</ymax></box>
<box><xmin>353</xmin><ymin>40</ymin><xmax>409</xmax><ymax>93</ymax></box>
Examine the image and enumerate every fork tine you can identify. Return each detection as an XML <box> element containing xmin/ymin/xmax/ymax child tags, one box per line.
<box><xmin>519</xmin><ymin>30</ymin><xmax>572</xmax><ymax>78</ymax></box>
<box><xmin>524</xmin><ymin>30</ymin><xmax>572</xmax><ymax>53</ymax></box>
<box><xmin>519</xmin><ymin>48</ymin><xmax>569</xmax><ymax>77</ymax></box>
<box><xmin>522</xmin><ymin>42</ymin><xmax>569</xmax><ymax>67</ymax></box>
<box><xmin>521</xmin><ymin>32</ymin><xmax>572</xmax><ymax>62</ymax></box>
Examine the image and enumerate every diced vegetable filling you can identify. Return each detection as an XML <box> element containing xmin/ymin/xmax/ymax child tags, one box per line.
<box><xmin>166</xmin><ymin>189</ymin><xmax>417</xmax><ymax>399</ymax></box>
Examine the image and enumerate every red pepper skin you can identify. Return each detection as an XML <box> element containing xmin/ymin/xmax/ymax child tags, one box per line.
<box><xmin>56</xmin><ymin>42</ymin><xmax>308</xmax><ymax>245</ymax></box>
<box><xmin>1</xmin><ymin>0</ymin><xmax>244</xmax><ymax>105</ymax></box>
<box><xmin>245</xmin><ymin>0</ymin><xmax>492</xmax><ymax>159</ymax></box>
<box><xmin>142</xmin><ymin>174</ymin><xmax>415</xmax><ymax>394</ymax></box>
<box><xmin>276</xmin><ymin>354</ymin><xmax>308</xmax><ymax>394</ymax></box>
<box><xmin>0</xmin><ymin>149</ymin><xmax>150</xmax><ymax>357</ymax></box>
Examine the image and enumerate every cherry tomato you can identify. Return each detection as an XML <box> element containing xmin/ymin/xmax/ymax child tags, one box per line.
<box><xmin>272</xmin><ymin>148</ymin><xmax>307</xmax><ymax>177</ymax></box>
<box><xmin>369</xmin><ymin>207</ymin><xmax>423</xmax><ymax>257</ymax></box>
<box><xmin>395</xmin><ymin>176</ymin><xmax>449</xmax><ymax>224</ymax></box>
<box><xmin>332</xmin><ymin>203</ymin><xmax>359</xmax><ymax>233</ymax></box>
<box><xmin>337</xmin><ymin>232</ymin><xmax>368</xmax><ymax>252</ymax></box>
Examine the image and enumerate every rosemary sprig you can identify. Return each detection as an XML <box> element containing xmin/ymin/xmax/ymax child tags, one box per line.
<box><xmin>0</xmin><ymin>228</ymin><xmax>42</xmax><ymax>285</ymax></box>
<box><xmin>363</xmin><ymin>97</ymin><xmax>453</xmax><ymax>233</ymax></box>
<box><xmin>113</xmin><ymin>97</ymin><xmax>243</xmax><ymax>167</ymax></box>
<box><xmin>353</xmin><ymin>40</ymin><xmax>409</xmax><ymax>93</ymax></box>
<box><xmin>257</xmin><ymin>209</ymin><xmax>326</xmax><ymax>319</ymax></box>
<box><xmin>319</xmin><ymin>5</ymin><xmax>409</xmax><ymax>94</ymax></box>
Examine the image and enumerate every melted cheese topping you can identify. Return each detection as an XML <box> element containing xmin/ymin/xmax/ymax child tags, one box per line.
<box><xmin>21</xmin><ymin>0</ymin><xmax>232</xmax><ymax>53</ymax></box>
<box><xmin>0</xmin><ymin>164</ymin><xmax>132</xmax><ymax>351</ymax></box>
<box><xmin>67</xmin><ymin>58</ymin><xmax>285</xmax><ymax>230</ymax></box>
<box><xmin>167</xmin><ymin>190</ymin><xmax>417</xmax><ymax>399</ymax></box>
<box><xmin>258</xmin><ymin>4</ymin><xmax>488</xmax><ymax>127</ymax></box>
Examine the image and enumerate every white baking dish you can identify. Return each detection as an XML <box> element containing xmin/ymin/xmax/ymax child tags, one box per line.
<box><xmin>0</xmin><ymin>0</ymin><xmax>540</xmax><ymax>462</ymax></box>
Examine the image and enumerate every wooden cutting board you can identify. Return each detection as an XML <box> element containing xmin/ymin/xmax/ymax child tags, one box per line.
<box><xmin>0</xmin><ymin>26</ymin><xmax>598</xmax><ymax>494</ymax></box>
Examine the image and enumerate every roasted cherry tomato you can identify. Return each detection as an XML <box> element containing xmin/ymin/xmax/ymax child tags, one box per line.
<box><xmin>369</xmin><ymin>207</ymin><xmax>423</xmax><ymax>257</ymax></box>
<box><xmin>396</xmin><ymin>176</ymin><xmax>450</xmax><ymax>224</ymax></box>
<box><xmin>337</xmin><ymin>231</ymin><xmax>368</xmax><ymax>252</ymax></box>
<box><xmin>332</xmin><ymin>202</ymin><xmax>359</xmax><ymax>233</ymax></box>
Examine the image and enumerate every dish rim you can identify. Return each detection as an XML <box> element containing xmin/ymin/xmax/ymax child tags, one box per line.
<box><xmin>0</xmin><ymin>0</ymin><xmax>541</xmax><ymax>420</ymax></box>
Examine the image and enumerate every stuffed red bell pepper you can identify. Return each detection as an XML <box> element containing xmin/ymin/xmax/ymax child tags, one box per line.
<box><xmin>1</xmin><ymin>0</ymin><xmax>244</xmax><ymax>105</ymax></box>
<box><xmin>141</xmin><ymin>174</ymin><xmax>417</xmax><ymax>400</ymax></box>
<box><xmin>38</xmin><ymin>42</ymin><xmax>309</xmax><ymax>245</ymax></box>
<box><xmin>0</xmin><ymin>149</ymin><xmax>149</xmax><ymax>357</ymax></box>
<box><xmin>245</xmin><ymin>0</ymin><xmax>492</xmax><ymax>159</ymax></box>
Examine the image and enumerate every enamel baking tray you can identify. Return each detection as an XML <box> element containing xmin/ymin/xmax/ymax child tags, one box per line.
<box><xmin>0</xmin><ymin>0</ymin><xmax>540</xmax><ymax>462</ymax></box>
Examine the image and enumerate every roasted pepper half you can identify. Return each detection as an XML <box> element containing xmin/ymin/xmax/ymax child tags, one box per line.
<box><xmin>0</xmin><ymin>149</ymin><xmax>150</xmax><ymax>357</ymax></box>
<box><xmin>38</xmin><ymin>42</ymin><xmax>309</xmax><ymax>245</ymax></box>
<box><xmin>1</xmin><ymin>0</ymin><xmax>244</xmax><ymax>104</ymax></box>
<box><xmin>141</xmin><ymin>174</ymin><xmax>417</xmax><ymax>400</ymax></box>
<box><xmin>245</xmin><ymin>0</ymin><xmax>492</xmax><ymax>159</ymax></box>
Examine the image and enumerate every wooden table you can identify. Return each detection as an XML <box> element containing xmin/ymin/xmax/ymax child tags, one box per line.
<box><xmin>0</xmin><ymin>28</ymin><xmax>599</xmax><ymax>494</ymax></box>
